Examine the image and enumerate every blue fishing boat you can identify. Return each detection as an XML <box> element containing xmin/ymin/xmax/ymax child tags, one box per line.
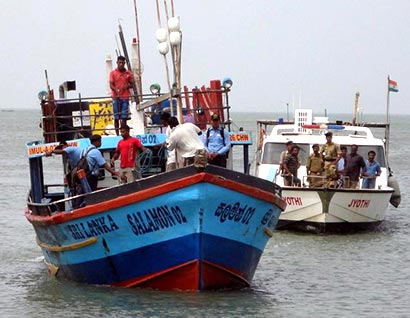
<box><xmin>25</xmin><ymin>3</ymin><xmax>285</xmax><ymax>289</ymax></box>
<box><xmin>25</xmin><ymin>80</ymin><xmax>285</xmax><ymax>291</ymax></box>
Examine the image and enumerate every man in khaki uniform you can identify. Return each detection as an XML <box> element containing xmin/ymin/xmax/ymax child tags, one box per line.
<box><xmin>320</xmin><ymin>131</ymin><xmax>341</xmax><ymax>187</ymax></box>
<box><xmin>306</xmin><ymin>144</ymin><xmax>324</xmax><ymax>187</ymax></box>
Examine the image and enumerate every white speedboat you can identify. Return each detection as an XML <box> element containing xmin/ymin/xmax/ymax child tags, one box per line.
<box><xmin>255</xmin><ymin>109</ymin><xmax>400</xmax><ymax>233</ymax></box>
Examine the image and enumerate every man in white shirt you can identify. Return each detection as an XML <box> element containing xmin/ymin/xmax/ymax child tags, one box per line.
<box><xmin>160</xmin><ymin>112</ymin><xmax>177</xmax><ymax>171</ymax></box>
<box><xmin>166</xmin><ymin>117</ymin><xmax>207</xmax><ymax>167</ymax></box>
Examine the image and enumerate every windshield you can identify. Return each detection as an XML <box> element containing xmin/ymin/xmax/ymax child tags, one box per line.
<box><xmin>262</xmin><ymin>142</ymin><xmax>310</xmax><ymax>165</ymax></box>
<box><xmin>342</xmin><ymin>145</ymin><xmax>386</xmax><ymax>167</ymax></box>
<box><xmin>262</xmin><ymin>143</ymin><xmax>385</xmax><ymax>167</ymax></box>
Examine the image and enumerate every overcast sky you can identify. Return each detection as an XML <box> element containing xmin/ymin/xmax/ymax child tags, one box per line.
<box><xmin>1</xmin><ymin>0</ymin><xmax>409</xmax><ymax>115</ymax></box>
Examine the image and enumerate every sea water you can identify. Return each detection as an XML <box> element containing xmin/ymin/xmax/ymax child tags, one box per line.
<box><xmin>0</xmin><ymin>109</ymin><xmax>409</xmax><ymax>317</ymax></box>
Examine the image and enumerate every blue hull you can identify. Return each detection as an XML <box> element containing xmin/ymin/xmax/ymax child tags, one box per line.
<box><xmin>27</xmin><ymin>165</ymin><xmax>285</xmax><ymax>290</ymax></box>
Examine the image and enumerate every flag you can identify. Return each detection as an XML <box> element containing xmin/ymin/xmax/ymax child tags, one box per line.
<box><xmin>388</xmin><ymin>78</ymin><xmax>399</xmax><ymax>92</ymax></box>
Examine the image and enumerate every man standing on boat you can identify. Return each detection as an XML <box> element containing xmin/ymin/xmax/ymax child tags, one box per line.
<box><xmin>46</xmin><ymin>141</ymin><xmax>81</xmax><ymax>168</ymax></box>
<box><xmin>167</xmin><ymin>116</ymin><xmax>207</xmax><ymax>167</ymax></box>
<box><xmin>279</xmin><ymin>141</ymin><xmax>294</xmax><ymax>174</ymax></box>
<box><xmin>109</xmin><ymin>56</ymin><xmax>135</xmax><ymax>136</ymax></box>
<box><xmin>345</xmin><ymin>144</ymin><xmax>366</xmax><ymax>189</ymax></box>
<box><xmin>336</xmin><ymin>146</ymin><xmax>348</xmax><ymax>187</ymax></box>
<box><xmin>160</xmin><ymin>112</ymin><xmax>177</xmax><ymax>171</ymax></box>
<box><xmin>283</xmin><ymin>145</ymin><xmax>301</xmax><ymax>186</ymax></box>
<box><xmin>83</xmin><ymin>134</ymin><xmax>119</xmax><ymax>191</ymax></box>
<box><xmin>306</xmin><ymin>144</ymin><xmax>323</xmax><ymax>187</ymax></box>
<box><xmin>361</xmin><ymin>150</ymin><xmax>381</xmax><ymax>189</ymax></box>
<box><xmin>320</xmin><ymin>131</ymin><xmax>341</xmax><ymax>187</ymax></box>
<box><xmin>111</xmin><ymin>125</ymin><xmax>147</xmax><ymax>183</ymax></box>
<box><xmin>203</xmin><ymin>113</ymin><xmax>231</xmax><ymax>168</ymax></box>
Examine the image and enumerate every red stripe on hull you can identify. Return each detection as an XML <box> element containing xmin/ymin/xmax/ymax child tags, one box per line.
<box><xmin>112</xmin><ymin>260</ymin><xmax>249</xmax><ymax>291</ymax></box>
<box><xmin>26</xmin><ymin>172</ymin><xmax>285</xmax><ymax>226</ymax></box>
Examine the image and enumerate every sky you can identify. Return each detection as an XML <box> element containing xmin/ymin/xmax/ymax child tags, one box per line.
<box><xmin>1</xmin><ymin>0</ymin><xmax>409</xmax><ymax>115</ymax></box>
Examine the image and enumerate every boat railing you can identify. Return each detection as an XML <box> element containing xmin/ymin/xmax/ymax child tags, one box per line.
<box><xmin>40</xmin><ymin>84</ymin><xmax>233</xmax><ymax>143</ymax></box>
<box><xmin>276</xmin><ymin>174</ymin><xmax>353</xmax><ymax>189</ymax></box>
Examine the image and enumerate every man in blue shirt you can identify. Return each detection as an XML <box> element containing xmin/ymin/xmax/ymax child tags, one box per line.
<box><xmin>362</xmin><ymin>150</ymin><xmax>381</xmax><ymax>189</ymax></box>
<box><xmin>47</xmin><ymin>141</ymin><xmax>81</xmax><ymax>168</ymax></box>
<box><xmin>82</xmin><ymin>135</ymin><xmax>119</xmax><ymax>191</ymax></box>
<box><xmin>203</xmin><ymin>113</ymin><xmax>231</xmax><ymax>168</ymax></box>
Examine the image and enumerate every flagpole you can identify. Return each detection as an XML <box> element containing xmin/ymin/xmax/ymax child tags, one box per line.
<box><xmin>385</xmin><ymin>75</ymin><xmax>391</xmax><ymax>165</ymax></box>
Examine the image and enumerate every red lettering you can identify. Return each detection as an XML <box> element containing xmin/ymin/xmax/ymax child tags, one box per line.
<box><xmin>283</xmin><ymin>197</ymin><xmax>303</xmax><ymax>206</ymax></box>
<box><xmin>348</xmin><ymin>199</ymin><xmax>371</xmax><ymax>208</ymax></box>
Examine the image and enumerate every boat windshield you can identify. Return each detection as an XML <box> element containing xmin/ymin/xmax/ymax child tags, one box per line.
<box><xmin>341</xmin><ymin>145</ymin><xmax>386</xmax><ymax>167</ymax></box>
<box><xmin>262</xmin><ymin>143</ymin><xmax>386</xmax><ymax>167</ymax></box>
<box><xmin>262</xmin><ymin>143</ymin><xmax>310</xmax><ymax>165</ymax></box>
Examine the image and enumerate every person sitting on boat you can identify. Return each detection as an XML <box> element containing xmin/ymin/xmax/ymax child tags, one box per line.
<box><xmin>320</xmin><ymin>131</ymin><xmax>341</xmax><ymax>187</ymax></box>
<box><xmin>110</xmin><ymin>125</ymin><xmax>148</xmax><ymax>184</ymax></box>
<box><xmin>335</xmin><ymin>146</ymin><xmax>348</xmax><ymax>188</ymax></box>
<box><xmin>166</xmin><ymin>117</ymin><xmax>207</xmax><ymax>167</ymax></box>
<box><xmin>361</xmin><ymin>150</ymin><xmax>381</xmax><ymax>189</ymax></box>
<box><xmin>82</xmin><ymin>134</ymin><xmax>120</xmax><ymax>191</ymax></box>
<box><xmin>279</xmin><ymin>140</ymin><xmax>294</xmax><ymax>174</ymax></box>
<box><xmin>109</xmin><ymin>55</ymin><xmax>135</xmax><ymax>136</ymax></box>
<box><xmin>306</xmin><ymin>144</ymin><xmax>324</xmax><ymax>188</ymax></box>
<box><xmin>203</xmin><ymin>113</ymin><xmax>231</xmax><ymax>168</ymax></box>
<box><xmin>282</xmin><ymin>145</ymin><xmax>301</xmax><ymax>186</ymax></box>
<box><xmin>345</xmin><ymin>144</ymin><xmax>366</xmax><ymax>189</ymax></box>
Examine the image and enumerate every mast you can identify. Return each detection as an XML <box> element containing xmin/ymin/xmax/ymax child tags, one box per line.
<box><xmin>133</xmin><ymin>0</ymin><xmax>143</xmax><ymax>97</ymax></box>
<box><xmin>385</xmin><ymin>76</ymin><xmax>391</xmax><ymax>165</ymax></box>
<box><xmin>352</xmin><ymin>91</ymin><xmax>360</xmax><ymax>125</ymax></box>
<box><xmin>155</xmin><ymin>0</ymin><xmax>173</xmax><ymax>115</ymax></box>
<box><xmin>118</xmin><ymin>21</ymin><xmax>140</xmax><ymax>104</ymax></box>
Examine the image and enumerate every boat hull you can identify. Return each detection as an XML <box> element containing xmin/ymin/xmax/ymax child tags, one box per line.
<box><xmin>26</xmin><ymin>165</ymin><xmax>285</xmax><ymax>290</ymax></box>
<box><xmin>277</xmin><ymin>187</ymin><xmax>393</xmax><ymax>233</ymax></box>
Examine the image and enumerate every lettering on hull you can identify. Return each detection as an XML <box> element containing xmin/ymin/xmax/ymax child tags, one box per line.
<box><xmin>214</xmin><ymin>202</ymin><xmax>255</xmax><ymax>224</ymax></box>
<box><xmin>348</xmin><ymin>199</ymin><xmax>371</xmax><ymax>208</ymax></box>
<box><xmin>282</xmin><ymin>197</ymin><xmax>303</xmax><ymax>206</ymax></box>
<box><xmin>66</xmin><ymin>214</ymin><xmax>119</xmax><ymax>240</ymax></box>
<box><xmin>127</xmin><ymin>205</ymin><xmax>188</xmax><ymax>236</ymax></box>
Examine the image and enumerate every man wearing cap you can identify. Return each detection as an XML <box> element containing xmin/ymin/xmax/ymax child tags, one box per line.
<box><xmin>320</xmin><ymin>131</ymin><xmax>341</xmax><ymax>187</ymax></box>
<box><xmin>306</xmin><ymin>144</ymin><xmax>324</xmax><ymax>187</ymax></box>
<box><xmin>81</xmin><ymin>134</ymin><xmax>119</xmax><ymax>191</ymax></box>
<box><xmin>111</xmin><ymin>125</ymin><xmax>147</xmax><ymax>184</ymax></box>
<box><xmin>203</xmin><ymin>113</ymin><xmax>231</xmax><ymax>168</ymax></box>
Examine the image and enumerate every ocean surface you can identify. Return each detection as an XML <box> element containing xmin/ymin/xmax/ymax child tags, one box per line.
<box><xmin>0</xmin><ymin>109</ymin><xmax>409</xmax><ymax>317</ymax></box>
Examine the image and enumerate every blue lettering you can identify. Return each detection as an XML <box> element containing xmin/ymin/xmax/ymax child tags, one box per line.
<box><xmin>128</xmin><ymin>205</ymin><xmax>188</xmax><ymax>237</ymax></box>
<box><xmin>214</xmin><ymin>202</ymin><xmax>256</xmax><ymax>225</ymax></box>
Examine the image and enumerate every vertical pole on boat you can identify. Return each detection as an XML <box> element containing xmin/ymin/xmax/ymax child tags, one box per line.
<box><xmin>29</xmin><ymin>157</ymin><xmax>44</xmax><ymax>203</ymax></box>
<box><xmin>353</xmin><ymin>91</ymin><xmax>360</xmax><ymax>125</ymax></box>
<box><xmin>133</xmin><ymin>0</ymin><xmax>143</xmax><ymax>97</ymax></box>
<box><xmin>155</xmin><ymin>0</ymin><xmax>173</xmax><ymax>115</ymax></box>
<box><xmin>105</xmin><ymin>55</ymin><xmax>113</xmax><ymax>96</ymax></box>
<box><xmin>385</xmin><ymin>76</ymin><xmax>391</xmax><ymax>165</ymax></box>
<box><xmin>118</xmin><ymin>21</ymin><xmax>140</xmax><ymax>104</ymax></box>
<box><xmin>164</xmin><ymin>0</ymin><xmax>183</xmax><ymax>124</ymax></box>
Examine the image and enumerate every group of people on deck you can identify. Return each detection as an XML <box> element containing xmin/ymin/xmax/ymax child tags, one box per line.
<box><xmin>47</xmin><ymin>113</ymin><xmax>231</xmax><ymax>195</ymax></box>
<box><xmin>280</xmin><ymin>131</ymin><xmax>381</xmax><ymax>189</ymax></box>
<box><xmin>45</xmin><ymin>55</ymin><xmax>232</xmax><ymax>195</ymax></box>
